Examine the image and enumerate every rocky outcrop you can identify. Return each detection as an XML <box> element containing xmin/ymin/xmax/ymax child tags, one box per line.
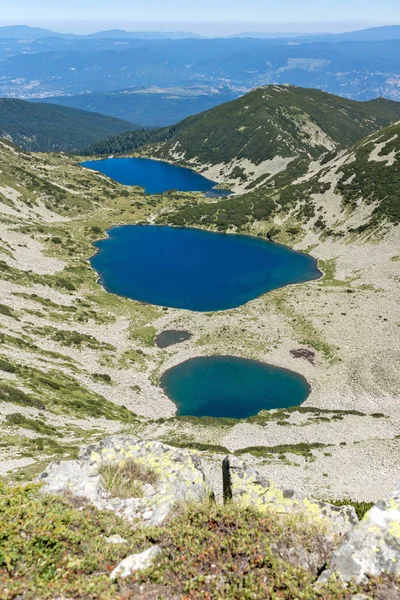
<box><xmin>38</xmin><ymin>437</ymin><xmax>400</xmax><ymax>584</ymax></box>
<box><xmin>223</xmin><ymin>455</ymin><xmax>358</xmax><ymax>536</ymax></box>
<box><xmin>319</xmin><ymin>481</ymin><xmax>400</xmax><ymax>583</ymax></box>
<box><xmin>110</xmin><ymin>546</ymin><xmax>162</xmax><ymax>580</ymax></box>
<box><xmin>39</xmin><ymin>436</ymin><xmax>211</xmax><ymax>525</ymax></box>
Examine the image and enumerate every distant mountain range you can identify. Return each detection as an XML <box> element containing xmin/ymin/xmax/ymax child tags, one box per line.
<box><xmin>1</xmin><ymin>36</ymin><xmax>400</xmax><ymax>106</ymax></box>
<box><xmin>31</xmin><ymin>86</ymin><xmax>240</xmax><ymax>128</ymax></box>
<box><xmin>1</xmin><ymin>24</ymin><xmax>400</xmax><ymax>42</ymax></box>
<box><xmin>233</xmin><ymin>25</ymin><xmax>400</xmax><ymax>42</ymax></box>
<box><xmin>0</xmin><ymin>25</ymin><xmax>203</xmax><ymax>40</ymax></box>
<box><xmin>0</xmin><ymin>99</ymin><xmax>135</xmax><ymax>152</ymax></box>
<box><xmin>1</xmin><ymin>24</ymin><xmax>400</xmax><ymax>126</ymax></box>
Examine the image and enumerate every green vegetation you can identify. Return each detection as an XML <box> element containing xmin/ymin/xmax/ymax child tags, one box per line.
<box><xmin>0</xmin><ymin>304</ymin><xmax>17</xmax><ymax>319</ymax></box>
<box><xmin>0</xmin><ymin>98</ymin><xmax>135</xmax><ymax>152</ymax></box>
<box><xmin>99</xmin><ymin>458</ymin><xmax>158</xmax><ymax>499</ymax></box>
<box><xmin>0</xmin><ymin>384</ymin><xmax>44</xmax><ymax>409</ymax></box>
<box><xmin>236</xmin><ymin>442</ymin><xmax>328</xmax><ymax>460</ymax></box>
<box><xmin>82</xmin><ymin>85</ymin><xmax>400</xmax><ymax>168</ymax></box>
<box><xmin>5</xmin><ymin>413</ymin><xmax>58</xmax><ymax>436</ymax></box>
<box><xmin>29</xmin><ymin>326</ymin><xmax>116</xmax><ymax>351</ymax></box>
<box><xmin>82</xmin><ymin>125</ymin><xmax>178</xmax><ymax>156</ymax></box>
<box><xmin>0</xmin><ymin>358</ymin><xmax>16</xmax><ymax>373</ymax></box>
<box><xmin>0</xmin><ymin>363</ymin><xmax>138</xmax><ymax>422</ymax></box>
<box><xmin>159</xmin><ymin>187</ymin><xmax>276</xmax><ymax>230</ymax></box>
<box><xmin>131</xmin><ymin>325</ymin><xmax>156</xmax><ymax>347</ymax></box>
<box><xmin>325</xmin><ymin>498</ymin><xmax>374</xmax><ymax>520</ymax></box>
<box><xmin>0</xmin><ymin>483</ymin><xmax>396</xmax><ymax>599</ymax></box>
<box><xmin>337</xmin><ymin>122</ymin><xmax>400</xmax><ymax>224</ymax></box>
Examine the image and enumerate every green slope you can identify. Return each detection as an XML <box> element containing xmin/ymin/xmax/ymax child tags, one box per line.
<box><xmin>159</xmin><ymin>120</ymin><xmax>400</xmax><ymax>232</ymax></box>
<box><xmin>332</xmin><ymin>121</ymin><xmax>400</xmax><ymax>224</ymax></box>
<box><xmin>82</xmin><ymin>85</ymin><xmax>400</xmax><ymax>166</ymax></box>
<box><xmin>0</xmin><ymin>99</ymin><xmax>136</xmax><ymax>152</ymax></box>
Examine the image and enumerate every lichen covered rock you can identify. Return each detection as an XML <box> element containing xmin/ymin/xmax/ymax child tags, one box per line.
<box><xmin>110</xmin><ymin>545</ymin><xmax>162</xmax><ymax>580</ymax></box>
<box><xmin>320</xmin><ymin>481</ymin><xmax>400</xmax><ymax>582</ymax></box>
<box><xmin>223</xmin><ymin>455</ymin><xmax>358</xmax><ymax>536</ymax></box>
<box><xmin>39</xmin><ymin>436</ymin><xmax>211</xmax><ymax>525</ymax></box>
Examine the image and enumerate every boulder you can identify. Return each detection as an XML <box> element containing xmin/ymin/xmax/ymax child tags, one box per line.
<box><xmin>39</xmin><ymin>436</ymin><xmax>211</xmax><ymax>525</ymax></box>
<box><xmin>110</xmin><ymin>545</ymin><xmax>162</xmax><ymax>580</ymax></box>
<box><xmin>319</xmin><ymin>481</ymin><xmax>400</xmax><ymax>583</ymax></box>
<box><xmin>222</xmin><ymin>455</ymin><xmax>358</xmax><ymax>536</ymax></box>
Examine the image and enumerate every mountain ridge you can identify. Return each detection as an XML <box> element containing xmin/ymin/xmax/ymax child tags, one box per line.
<box><xmin>0</xmin><ymin>98</ymin><xmax>136</xmax><ymax>152</ymax></box>
<box><xmin>82</xmin><ymin>85</ymin><xmax>400</xmax><ymax>191</ymax></box>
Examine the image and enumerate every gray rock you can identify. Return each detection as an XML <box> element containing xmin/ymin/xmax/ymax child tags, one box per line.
<box><xmin>223</xmin><ymin>455</ymin><xmax>358</xmax><ymax>536</ymax></box>
<box><xmin>39</xmin><ymin>435</ymin><xmax>211</xmax><ymax>526</ymax></box>
<box><xmin>105</xmin><ymin>534</ymin><xmax>128</xmax><ymax>545</ymax></box>
<box><xmin>110</xmin><ymin>545</ymin><xmax>161</xmax><ymax>580</ymax></box>
<box><xmin>38</xmin><ymin>459</ymin><xmax>104</xmax><ymax>502</ymax></box>
<box><xmin>320</xmin><ymin>481</ymin><xmax>400</xmax><ymax>582</ymax></box>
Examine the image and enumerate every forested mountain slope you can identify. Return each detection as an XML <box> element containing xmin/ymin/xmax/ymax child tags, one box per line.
<box><xmin>0</xmin><ymin>99</ymin><xmax>135</xmax><ymax>152</ymax></box>
<box><xmin>159</xmin><ymin>120</ymin><xmax>400</xmax><ymax>234</ymax></box>
<box><xmin>83</xmin><ymin>85</ymin><xmax>400</xmax><ymax>190</ymax></box>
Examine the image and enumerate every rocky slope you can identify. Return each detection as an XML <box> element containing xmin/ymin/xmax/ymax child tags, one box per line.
<box><xmin>0</xmin><ymin>107</ymin><xmax>399</xmax><ymax>508</ymax></box>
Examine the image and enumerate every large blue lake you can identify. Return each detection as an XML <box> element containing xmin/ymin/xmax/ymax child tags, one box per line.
<box><xmin>161</xmin><ymin>356</ymin><xmax>310</xmax><ymax>418</ymax></box>
<box><xmin>81</xmin><ymin>157</ymin><xmax>223</xmax><ymax>195</ymax></box>
<box><xmin>90</xmin><ymin>225</ymin><xmax>320</xmax><ymax>312</ymax></box>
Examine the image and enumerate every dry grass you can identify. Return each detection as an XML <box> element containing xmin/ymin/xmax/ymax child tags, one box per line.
<box><xmin>99</xmin><ymin>458</ymin><xmax>158</xmax><ymax>499</ymax></box>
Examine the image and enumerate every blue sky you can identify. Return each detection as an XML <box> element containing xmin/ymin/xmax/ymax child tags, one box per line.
<box><xmin>1</xmin><ymin>0</ymin><xmax>400</xmax><ymax>34</ymax></box>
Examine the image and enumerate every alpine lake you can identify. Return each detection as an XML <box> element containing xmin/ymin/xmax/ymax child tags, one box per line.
<box><xmin>83</xmin><ymin>158</ymin><xmax>321</xmax><ymax>418</ymax></box>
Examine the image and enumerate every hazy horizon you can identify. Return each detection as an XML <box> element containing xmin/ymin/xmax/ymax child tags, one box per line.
<box><xmin>0</xmin><ymin>20</ymin><xmax>398</xmax><ymax>36</ymax></box>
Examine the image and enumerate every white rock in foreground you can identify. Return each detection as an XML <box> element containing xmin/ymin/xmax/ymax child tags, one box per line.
<box><xmin>223</xmin><ymin>455</ymin><xmax>358</xmax><ymax>536</ymax></box>
<box><xmin>110</xmin><ymin>545</ymin><xmax>162</xmax><ymax>580</ymax></box>
<box><xmin>320</xmin><ymin>481</ymin><xmax>400</xmax><ymax>582</ymax></box>
<box><xmin>39</xmin><ymin>436</ymin><xmax>211</xmax><ymax>525</ymax></box>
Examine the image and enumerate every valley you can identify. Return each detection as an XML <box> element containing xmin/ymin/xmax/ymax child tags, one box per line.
<box><xmin>0</xmin><ymin>80</ymin><xmax>399</xmax><ymax>504</ymax></box>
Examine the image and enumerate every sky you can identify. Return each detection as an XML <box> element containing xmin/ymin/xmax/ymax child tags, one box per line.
<box><xmin>1</xmin><ymin>0</ymin><xmax>399</xmax><ymax>34</ymax></box>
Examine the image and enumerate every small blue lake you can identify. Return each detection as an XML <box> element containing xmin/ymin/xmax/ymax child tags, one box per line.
<box><xmin>161</xmin><ymin>356</ymin><xmax>310</xmax><ymax>418</ymax></box>
<box><xmin>81</xmin><ymin>157</ymin><xmax>225</xmax><ymax>195</ymax></box>
<box><xmin>90</xmin><ymin>225</ymin><xmax>321</xmax><ymax>312</ymax></box>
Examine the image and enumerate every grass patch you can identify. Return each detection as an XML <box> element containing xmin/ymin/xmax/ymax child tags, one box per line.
<box><xmin>131</xmin><ymin>325</ymin><xmax>156</xmax><ymax>347</ymax></box>
<box><xmin>2</xmin><ymin>483</ymin><xmax>396</xmax><ymax>599</ymax></box>
<box><xmin>0</xmin><ymin>358</ymin><xmax>16</xmax><ymax>373</ymax></box>
<box><xmin>99</xmin><ymin>458</ymin><xmax>158</xmax><ymax>499</ymax></box>
<box><xmin>162</xmin><ymin>439</ymin><xmax>230</xmax><ymax>454</ymax></box>
<box><xmin>324</xmin><ymin>498</ymin><xmax>374</xmax><ymax>520</ymax></box>
<box><xmin>0</xmin><ymin>383</ymin><xmax>44</xmax><ymax>409</ymax></box>
<box><xmin>0</xmin><ymin>303</ymin><xmax>18</xmax><ymax>319</ymax></box>
<box><xmin>236</xmin><ymin>443</ymin><xmax>328</xmax><ymax>459</ymax></box>
<box><xmin>5</xmin><ymin>413</ymin><xmax>59</xmax><ymax>436</ymax></box>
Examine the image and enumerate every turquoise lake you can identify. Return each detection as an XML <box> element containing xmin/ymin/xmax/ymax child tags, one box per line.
<box><xmin>161</xmin><ymin>356</ymin><xmax>310</xmax><ymax>418</ymax></box>
<box><xmin>90</xmin><ymin>225</ymin><xmax>321</xmax><ymax>312</ymax></box>
<box><xmin>81</xmin><ymin>157</ymin><xmax>227</xmax><ymax>195</ymax></box>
